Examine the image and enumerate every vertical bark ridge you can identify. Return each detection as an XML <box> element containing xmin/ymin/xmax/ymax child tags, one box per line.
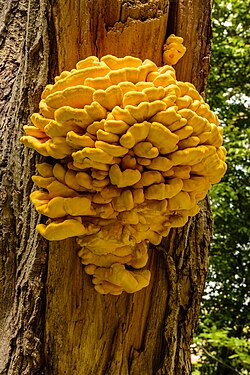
<box><xmin>0</xmin><ymin>0</ymin><xmax>49</xmax><ymax>373</ymax></box>
<box><xmin>167</xmin><ymin>0</ymin><xmax>212</xmax><ymax>92</ymax></box>
<box><xmin>157</xmin><ymin>198</ymin><xmax>212</xmax><ymax>374</ymax></box>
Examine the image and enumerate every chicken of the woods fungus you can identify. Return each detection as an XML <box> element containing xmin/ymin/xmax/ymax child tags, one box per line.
<box><xmin>21</xmin><ymin>35</ymin><xmax>226</xmax><ymax>295</ymax></box>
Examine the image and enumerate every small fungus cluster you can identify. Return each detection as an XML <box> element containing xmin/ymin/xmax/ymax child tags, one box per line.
<box><xmin>21</xmin><ymin>35</ymin><xmax>226</xmax><ymax>295</ymax></box>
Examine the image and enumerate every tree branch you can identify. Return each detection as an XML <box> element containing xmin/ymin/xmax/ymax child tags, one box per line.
<box><xmin>200</xmin><ymin>344</ymin><xmax>244</xmax><ymax>375</ymax></box>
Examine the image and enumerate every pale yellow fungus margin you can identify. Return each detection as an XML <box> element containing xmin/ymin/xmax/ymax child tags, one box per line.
<box><xmin>21</xmin><ymin>35</ymin><xmax>226</xmax><ymax>295</ymax></box>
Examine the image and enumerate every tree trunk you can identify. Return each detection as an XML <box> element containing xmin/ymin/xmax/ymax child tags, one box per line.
<box><xmin>0</xmin><ymin>0</ymin><xmax>212</xmax><ymax>374</ymax></box>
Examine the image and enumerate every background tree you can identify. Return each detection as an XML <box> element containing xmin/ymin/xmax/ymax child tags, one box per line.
<box><xmin>1</xmin><ymin>1</ymin><xmax>215</xmax><ymax>374</ymax></box>
<box><xmin>192</xmin><ymin>0</ymin><xmax>250</xmax><ymax>373</ymax></box>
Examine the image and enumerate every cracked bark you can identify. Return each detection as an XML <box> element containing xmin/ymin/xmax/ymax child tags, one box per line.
<box><xmin>0</xmin><ymin>1</ymin><xmax>49</xmax><ymax>374</ymax></box>
<box><xmin>0</xmin><ymin>0</ymin><xmax>212</xmax><ymax>374</ymax></box>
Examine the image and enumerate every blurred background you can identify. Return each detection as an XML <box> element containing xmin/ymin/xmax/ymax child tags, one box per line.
<box><xmin>191</xmin><ymin>0</ymin><xmax>250</xmax><ymax>374</ymax></box>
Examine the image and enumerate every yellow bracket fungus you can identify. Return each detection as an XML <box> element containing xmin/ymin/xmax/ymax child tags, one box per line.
<box><xmin>20</xmin><ymin>34</ymin><xmax>226</xmax><ymax>295</ymax></box>
<box><xmin>163</xmin><ymin>34</ymin><xmax>187</xmax><ymax>65</ymax></box>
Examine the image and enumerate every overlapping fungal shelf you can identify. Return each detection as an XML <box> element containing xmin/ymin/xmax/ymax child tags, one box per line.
<box><xmin>21</xmin><ymin>35</ymin><xmax>226</xmax><ymax>295</ymax></box>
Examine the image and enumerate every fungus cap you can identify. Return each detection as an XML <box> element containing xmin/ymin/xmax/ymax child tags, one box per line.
<box><xmin>21</xmin><ymin>36</ymin><xmax>226</xmax><ymax>295</ymax></box>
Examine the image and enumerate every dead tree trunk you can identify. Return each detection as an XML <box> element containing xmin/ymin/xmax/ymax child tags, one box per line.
<box><xmin>0</xmin><ymin>0</ymin><xmax>212</xmax><ymax>374</ymax></box>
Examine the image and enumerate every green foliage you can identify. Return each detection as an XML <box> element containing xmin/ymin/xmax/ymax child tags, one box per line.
<box><xmin>193</xmin><ymin>0</ymin><xmax>250</xmax><ymax>374</ymax></box>
<box><xmin>192</xmin><ymin>325</ymin><xmax>250</xmax><ymax>374</ymax></box>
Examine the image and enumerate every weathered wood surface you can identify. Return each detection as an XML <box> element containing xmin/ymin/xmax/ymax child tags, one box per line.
<box><xmin>0</xmin><ymin>0</ymin><xmax>212</xmax><ymax>374</ymax></box>
<box><xmin>167</xmin><ymin>0</ymin><xmax>212</xmax><ymax>93</ymax></box>
<box><xmin>0</xmin><ymin>0</ymin><xmax>50</xmax><ymax>373</ymax></box>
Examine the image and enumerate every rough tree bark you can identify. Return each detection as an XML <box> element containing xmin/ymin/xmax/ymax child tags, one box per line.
<box><xmin>0</xmin><ymin>0</ymin><xmax>212</xmax><ymax>374</ymax></box>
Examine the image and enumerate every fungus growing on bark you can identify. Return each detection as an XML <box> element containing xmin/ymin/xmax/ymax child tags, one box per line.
<box><xmin>163</xmin><ymin>34</ymin><xmax>187</xmax><ymax>66</ymax></box>
<box><xmin>21</xmin><ymin>35</ymin><xmax>226</xmax><ymax>295</ymax></box>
